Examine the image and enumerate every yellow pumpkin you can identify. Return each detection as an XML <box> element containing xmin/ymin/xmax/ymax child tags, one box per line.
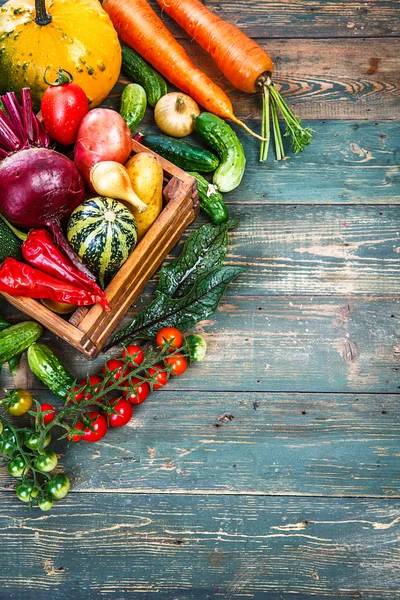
<box><xmin>0</xmin><ymin>0</ymin><xmax>121</xmax><ymax>110</ymax></box>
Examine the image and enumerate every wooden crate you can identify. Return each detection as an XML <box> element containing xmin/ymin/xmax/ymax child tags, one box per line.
<box><xmin>1</xmin><ymin>140</ymin><xmax>199</xmax><ymax>358</ymax></box>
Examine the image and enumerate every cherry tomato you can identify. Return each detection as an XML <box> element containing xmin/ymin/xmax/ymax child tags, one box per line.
<box><xmin>34</xmin><ymin>450</ymin><xmax>58</xmax><ymax>473</ymax></box>
<box><xmin>147</xmin><ymin>365</ymin><xmax>168</xmax><ymax>390</ymax></box>
<box><xmin>25</xmin><ymin>431</ymin><xmax>51</xmax><ymax>451</ymax></box>
<box><xmin>8</xmin><ymin>456</ymin><xmax>30</xmax><ymax>478</ymax></box>
<box><xmin>101</xmin><ymin>359</ymin><xmax>129</xmax><ymax>384</ymax></box>
<box><xmin>73</xmin><ymin>375</ymin><xmax>104</xmax><ymax>403</ymax></box>
<box><xmin>34</xmin><ymin>403</ymin><xmax>55</xmax><ymax>425</ymax></box>
<box><xmin>16</xmin><ymin>480</ymin><xmax>40</xmax><ymax>503</ymax></box>
<box><xmin>41</xmin><ymin>77</ymin><xmax>89</xmax><ymax>146</ymax></box>
<box><xmin>38</xmin><ymin>496</ymin><xmax>54</xmax><ymax>511</ymax></box>
<box><xmin>6</xmin><ymin>389</ymin><xmax>33</xmax><ymax>416</ymax></box>
<box><xmin>156</xmin><ymin>327</ymin><xmax>183</xmax><ymax>351</ymax></box>
<box><xmin>108</xmin><ymin>398</ymin><xmax>133</xmax><ymax>428</ymax></box>
<box><xmin>68</xmin><ymin>422</ymin><xmax>84</xmax><ymax>443</ymax></box>
<box><xmin>46</xmin><ymin>473</ymin><xmax>70</xmax><ymax>500</ymax></box>
<box><xmin>165</xmin><ymin>353</ymin><xmax>188</xmax><ymax>376</ymax></box>
<box><xmin>82</xmin><ymin>412</ymin><xmax>108</xmax><ymax>443</ymax></box>
<box><xmin>122</xmin><ymin>378</ymin><xmax>150</xmax><ymax>405</ymax></box>
<box><xmin>122</xmin><ymin>345</ymin><xmax>144</xmax><ymax>367</ymax></box>
<box><xmin>0</xmin><ymin>426</ymin><xmax>20</xmax><ymax>456</ymax></box>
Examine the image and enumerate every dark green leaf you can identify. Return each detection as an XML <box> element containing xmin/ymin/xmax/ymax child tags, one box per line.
<box><xmin>110</xmin><ymin>266</ymin><xmax>244</xmax><ymax>346</ymax></box>
<box><xmin>157</xmin><ymin>220</ymin><xmax>238</xmax><ymax>299</ymax></box>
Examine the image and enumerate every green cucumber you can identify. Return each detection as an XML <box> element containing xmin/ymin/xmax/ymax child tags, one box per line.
<box><xmin>120</xmin><ymin>83</ymin><xmax>147</xmax><ymax>133</ymax></box>
<box><xmin>195</xmin><ymin>113</ymin><xmax>246</xmax><ymax>192</ymax></box>
<box><xmin>121</xmin><ymin>45</ymin><xmax>167</xmax><ymax>108</ymax></box>
<box><xmin>0</xmin><ymin>316</ymin><xmax>22</xmax><ymax>375</ymax></box>
<box><xmin>0</xmin><ymin>217</ymin><xmax>22</xmax><ymax>263</ymax></box>
<box><xmin>27</xmin><ymin>343</ymin><xmax>75</xmax><ymax>399</ymax></box>
<box><xmin>188</xmin><ymin>172</ymin><xmax>229</xmax><ymax>224</ymax></box>
<box><xmin>0</xmin><ymin>321</ymin><xmax>42</xmax><ymax>363</ymax></box>
<box><xmin>143</xmin><ymin>134</ymin><xmax>219</xmax><ymax>172</ymax></box>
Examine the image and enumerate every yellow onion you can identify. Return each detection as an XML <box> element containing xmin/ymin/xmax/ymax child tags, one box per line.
<box><xmin>154</xmin><ymin>93</ymin><xmax>200</xmax><ymax>137</ymax></box>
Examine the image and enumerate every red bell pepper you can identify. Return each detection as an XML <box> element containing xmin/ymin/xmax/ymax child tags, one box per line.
<box><xmin>22</xmin><ymin>229</ymin><xmax>109</xmax><ymax>310</ymax></box>
<box><xmin>0</xmin><ymin>258</ymin><xmax>109</xmax><ymax>308</ymax></box>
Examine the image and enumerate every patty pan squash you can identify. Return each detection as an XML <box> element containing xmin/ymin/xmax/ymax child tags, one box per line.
<box><xmin>0</xmin><ymin>0</ymin><xmax>121</xmax><ymax>110</ymax></box>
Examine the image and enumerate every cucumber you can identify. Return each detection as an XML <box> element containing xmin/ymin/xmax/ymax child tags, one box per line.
<box><xmin>0</xmin><ymin>217</ymin><xmax>22</xmax><ymax>263</ymax></box>
<box><xmin>121</xmin><ymin>45</ymin><xmax>167</xmax><ymax>108</ymax></box>
<box><xmin>195</xmin><ymin>113</ymin><xmax>246</xmax><ymax>192</ymax></box>
<box><xmin>120</xmin><ymin>83</ymin><xmax>147</xmax><ymax>133</ymax></box>
<box><xmin>0</xmin><ymin>316</ymin><xmax>22</xmax><ymax>375</ymax></box>
<box><xmin>0</xmin><ymin>321</ymin><xmax>42</xmax><ymax>363</ymax></box>
<box><xmin>188</xmin><ymin>172</ymin><xmax>229</xmax><ymax>224</ymax></box>
<box><xmin>27</xmin><ymin>343</ymin><xmax>75</xmax><ymax>400</ymax></box>
<box><xmin>143</xmin><ymin>134</ymin><xmax>219</xmax><ymax>172</ymax></box>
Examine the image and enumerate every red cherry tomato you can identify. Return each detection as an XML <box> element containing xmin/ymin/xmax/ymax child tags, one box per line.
<box><xmin>68</xmin><ymin>422</ymin><xmax>84</xmax><ymax>443</ymax></box>
<box><xmin>156</xmin><ymin>327</ymin><xmax>183</xmax><ymax>351</ymax></box>
<box><xmin>41</xmin><ymin>78</ymin><xmax>89</xmax><ymax>146</ymax></box>
<box><xmin>122</xmin><ymin>379</ymin><xmax>150</xmax><ymax>405</ymax></box>
<box><xmin>108</xmin><ymin>398</ymin><xmax>133</xmax><ymax>428</ymax></box>
<box><xmin>122</xmin><ymin>345</ymin><xmax>144</xmax><ymax>367</ymax></box>
<box><xmin>101</xmin><ymin>359</ymin><xmax>129</xmax><ymax>384</ymax></box>
<box><xmin>73</xmin><ymin>375</ymin><xmax>104</xmax><ymax>403</ymax></box>
<box><xmin>34</xmin><ymin>403</ymin><xmax>55</xmax><ymax>425</ymax></box>
<box><xmin>147</xmin><ymin>365</ymin><xmax>168</xmax><ymax>390</ymax></box>
<box><xmin>81</xmin><ymin>412</ymin><xmax>108</xmax><ymax>443</ymax></box>
<box><xmin>165</xmin><ymin>353</ymin><xmax>188</xmax><ymax>376</ymax></box>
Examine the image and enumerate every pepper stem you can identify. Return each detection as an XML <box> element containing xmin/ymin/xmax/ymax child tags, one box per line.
<box><xmin>35</xmin><ymin>0</ymin><xmax>52</xmax><ymax>26</ymax></box>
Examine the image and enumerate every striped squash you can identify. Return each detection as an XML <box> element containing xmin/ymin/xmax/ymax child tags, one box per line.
<box><xmin>67</xmin><ymin>197</ymin><xmax>138</xmax><ymax>289</ymax></box>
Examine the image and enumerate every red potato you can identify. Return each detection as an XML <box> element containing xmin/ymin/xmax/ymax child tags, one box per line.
<box><xmin>74</xmin><ymin>108</ymin><xmax>132</xmax><ymax>190</ymax></box>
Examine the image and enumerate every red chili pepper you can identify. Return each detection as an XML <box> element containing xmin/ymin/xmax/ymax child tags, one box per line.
<box><xmin>0</xmin><ymin>258</ymin><xmax>108</xmax><ymax>307</ymax></box>
<box><xmin>22</xmin><ymin>229</ymin><xmax>109</xmax><ymax>311</ymax></box>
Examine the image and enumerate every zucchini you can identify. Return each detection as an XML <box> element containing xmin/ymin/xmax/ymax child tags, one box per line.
<box><xmin>120</xmin><ymin>83</ymin><xmax>147</xmax><ymax>133</ymax></box>
<box><xmin>188</xmin><ymin>172</ymin><xmax>229</xmax><ymax>224</ymax></box>
<box><xmin>195</xmin><ymin>113</ymin><xmax>246</xmax><ymax>192</ymax></box>
<box><xmin>143</xmin><ymin>134</ymin><xmax>219</xmax><ymax>172</ymax></box>
<box><xmin>27</xmin><ymin>343</ymin><xmax>75</xmax><ymax>400</ymax></box>
<box><xmin>0</xmin><ymin>316</ymin><xmax>22</xmax><ymax>375</ymax></box>
<box><xmin>121</xmin><ymin>45</ymin><xmax>167</xmax><ymax>108</ymax></box>
<box><xmin>0</xmin><ymin>217</ymin><xmax>22</xmax><ymax>263</ymax></box>
<box><xmin>0</xmin><ymin>321</ymin><xmax>42</xmax><ymax>363</ymax></box>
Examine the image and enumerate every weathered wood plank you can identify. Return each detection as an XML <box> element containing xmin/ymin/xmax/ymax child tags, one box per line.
<box><xmin>149</xmin><ymin>0</ymin><xmax>400</xmax><ymax>39</ymax></box>
<box><xmin>1</xmin><ymin>296</ymin><xmax>399</xmax><ymax>393</ymax></box>
<box><xmin>1</xmin><ymin>391</ymin><xmax>398</xmax><ymax>497</ymax></box>
<box><xmin>0</xmin><ymin>493</ymin><xmax>399</xmax><ymax>599</ymax></box>
<box><xmin>108</xmin><ymin>38</ymin><xmax>400</xmax><ymax>120</ymax></box>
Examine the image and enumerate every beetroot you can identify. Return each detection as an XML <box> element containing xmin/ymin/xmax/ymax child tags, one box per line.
<box><xmin>0</xmin><ymin>88</ymin><xmax>93</xmax><ymax>280</ymax></box>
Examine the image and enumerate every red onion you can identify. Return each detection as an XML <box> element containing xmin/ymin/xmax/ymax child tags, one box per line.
<box><xmin>0</xmin><ymin>89</ymin><xmax>94</xmax><ymax>280</ymax></box>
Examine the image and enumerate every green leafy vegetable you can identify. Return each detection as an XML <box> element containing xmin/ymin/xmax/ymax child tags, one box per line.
<box><xmin>110</xmin><ymin>266</ymin><xmax>244</xmax><ymax>345</ymax></box>
<box><xmin>157</xmin><ymin>220</ymin><xmax>238</xmax><ymax>298</ymax></box>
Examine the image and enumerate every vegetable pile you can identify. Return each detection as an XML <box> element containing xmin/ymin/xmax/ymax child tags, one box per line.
<box><xmin>0</xmin><ymin>0</ymin><xmax>313</xmax><ymax>510</ymax></box>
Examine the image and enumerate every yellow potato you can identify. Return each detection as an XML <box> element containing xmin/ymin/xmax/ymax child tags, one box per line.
<box><xmin>124</xmin><ymin>152</ymin><xmax>163</xmax><ymax>241</ymax></box>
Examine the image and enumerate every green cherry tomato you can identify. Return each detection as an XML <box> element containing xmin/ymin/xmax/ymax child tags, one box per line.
<box><xmin>0</xmin><ymin>426</ymin><xmax>19</xmax><ymax>456</ymax></box>
<box><xmin>16</xmin><ymin>480</ymin><xmax>40</xmax><ymax>503</ymax></box>
<box><xmin>186</xmin><ymin>334</ymin><xmax>207</xmax><ymax>362</ymax></box>
<box><xmin>34</xmin><ymin>450</ymin><xmax>58</xmax><ymax>473</ymax></box>
<box><xmin>38</xmin><ymin>496</ymin><xmax>54</xmax><ymax>511</ymax></box>
<box><xmin>6</xmin><ymin>389</ymin><xmax>33</xmax><ymax>416</ymax></box>
<box><xmin>25</xmin><ymin>431</ymin><xmax>52</xmax><ymax>451</ymax></box>
<box><xmin>46</xmin><ymin>473</ymin><xmax>70</xmax><ymax>500</ymax></box>
<box><xmin>7</xmin><ymin>455</ymin><xmax>30</xmax><ymax>478</ymax></box>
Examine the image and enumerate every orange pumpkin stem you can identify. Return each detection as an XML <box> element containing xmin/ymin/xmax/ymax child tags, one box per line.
<box><xmin>35</xmin><ymin>0</ymin><xmax>52</xmax><ymax>26</ymax></box>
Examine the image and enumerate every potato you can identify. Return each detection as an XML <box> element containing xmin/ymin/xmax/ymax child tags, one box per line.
<box><xmin>124</xmin><ymin>152</ymin><xmax>163</xmax><ymax>240</ymax></box>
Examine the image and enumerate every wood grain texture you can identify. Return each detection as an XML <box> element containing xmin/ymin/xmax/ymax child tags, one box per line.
<box><xmin>1</xmin><ymin>295</ymin><xmax>399</xmax><ymax>394</ymax></box>
<box><xmin>0</xmin><ymin>493</ymin><xmax>399</xmax><ymax>599</ymax></box>
<box><xmin>1</xmin><ymin>391</ymin><xmax>398</xmax><ymax>497</ymax></box>
<box><xmin>150</xmin><ymin>0</ymin><xmax>400</xmax><ymax>38</ymax></box>
<box><xmin>110</xmin><ymin>38</ymin><xmax>400</xmax><ymax>120</ymax></box>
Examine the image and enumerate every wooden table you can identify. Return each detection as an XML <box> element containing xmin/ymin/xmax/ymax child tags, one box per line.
<box><xmin>1</xmin><ymin>1</ymin><xmax>399</xmax><ymax>598</ymax></box>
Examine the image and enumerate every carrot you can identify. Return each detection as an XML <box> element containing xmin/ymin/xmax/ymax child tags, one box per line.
<box><xmin>157</xmin><ymin>0</ymin><xmax>312</xmax><ymax>161</ymax></box>
<box><xmin>102</xmin><ymin>0</ymin><xmax>266</xmax><ymax>141</ymax></box>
